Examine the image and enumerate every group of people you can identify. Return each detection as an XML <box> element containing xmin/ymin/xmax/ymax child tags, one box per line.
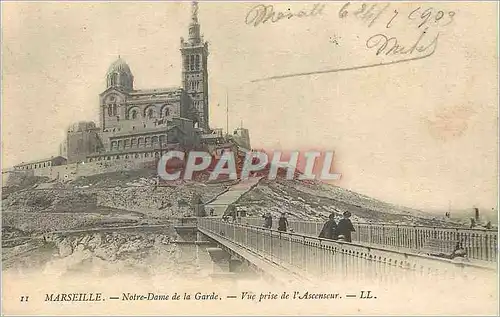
<box><xmin>224</xmin><ymin>207</ymin><xmax>355</xmax><ymax>242</ymax></box>
<box><xmin>262</xmin><ymin>212</ymin><xmax>290</xmax><ymax>232</ymax></box>
<box><xmin>318</xmin><ymin>211</ymin><xmax>355</xmax><ymax>242</ymax></box>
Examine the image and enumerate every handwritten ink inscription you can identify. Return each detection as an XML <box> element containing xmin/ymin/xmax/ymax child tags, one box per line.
<box><xmin>338</xmin><ymin>2</ymin><xmax>452</xmax><ymax>58</ymax></box>
<box><xmin>366</xmin><ymin>29</ymin><xmax>439</xmax><ymax>57</ymax></box>
<box><xmin>338</xmin><ymin>2</ymin><xmax>456</xmax><ymax>29</ymax></box>
<box><xmin>339</xmin><ymin>2</ymin><xmax>391</xmax><ymax>28</ymax></box>
<box><xmin>245</xmin><ymin>2</ymin><xmax>458</xmax><ymax>82</ymax></box>
<box><xmin>245</xmin><ymin>3</ymin><xmax>326</xmax><ymax>27</ymax></box>
<box><xmin>408</xmin><ymin>6</ymin><xmax>456</xmax><ymax>28</ymax></box>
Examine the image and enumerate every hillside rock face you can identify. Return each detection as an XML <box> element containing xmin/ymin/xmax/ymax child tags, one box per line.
<box><xmin>2</xmin><ymin>182</ymin><xmax>228</xmax><ymax>216</ymax></box>
<box><xmin>3</xmin><ymin>230</ymin><xmax>203</xmax><ymax>279</ymax></box>
<box><xmin>96</xmin><ymin>184</ymin><xmax>228</xmax><ymax>217</ymax></box>
<box><xmin>2</xmin><ymin>189</ymin><xmax>98</xmax><ymax>213</ymax></box>
<box><xmin>43</xmin><ymin>231</ymin><xmax>173</xmax><ymax>261</ymax></box>
<box><xmin>2</xmin><ymin>170</ymin><xmax>462</xmax><ymax>232</ymax></box>
<box><xmin>235</xmin><ymin>179</ymin><xmax>458</xmax><ymax>227</ymax></box>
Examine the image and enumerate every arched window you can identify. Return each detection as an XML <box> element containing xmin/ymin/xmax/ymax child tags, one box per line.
<box><xmin>144</xmin><ymin>106</ymin><xmax>156</xmax><ymax>119</ymax></box>
<box><xmin>159</xmin><ymin>135</ymin><xmax>166</xmax><ymax>144</ymax></box>
<box><xmin>111</xmin><ymin>141</ymin><xmax>117</xmax><ymax>149</ymax></box>
<box><xmin>145</xmin><ymin>152</ymin><xmax>149</xmax><ymax>158</ymax></box>
<box><xmin>145</xmin><ymin>137</ymin><xmax>151</xmax><ymax>146</ymax></box>
<box><xmin>124</xmin><ymin>139</ymin><xmax>130</xmax><ymax>148</ymax></box>
<box><xmin>111</xmin><ymin>73</ymin><xmax>118</xmax><ymax>86</ymax></box>
<box><xmin>154</xmin><ymin>152</ymin><xmax>159</xmax><ymax>158</ymax></box>
<box><xmin>113</xmin><ymin>104</ymin><xmax>117</xmax><ymax>116</ymax></box>
<box><xmin>161</xmin><ymin>105</ymin><xmax>170</xmax><ymax>118</ymax></box>
<box><xmin>138</xmin><ymin>137</ymin><xmax>144</xmax><ymax>147</ymax></box>
<box><xmin>108</xmin><ymin>105</ymin><xmax>113</xmax><ymax>116</ymax></box>
<box><xmin>128</xmin><ymin>107</ymin><xmax>139</xmax><ymax>120</ymax></box>
<box><xmin>135</xmin><ymin>153</ymin><xmax>139</xmax><ymax>158</ymax></box>
<box><xmin>152</xmin><ymin>136</ymin><xmax>159</xmax><ymax>144</ymax></box>
<box><xmin>117</xmin><ymin>140</ymin><xmax>123</xmax><ymax>149</ymax></box>
<box><xmin>195</xmin><ymin>55</ymin><xmax>200</xmax><ymax>70</ymax></box>
<box><xmin>131</xmin><ymin>138</ymin><xmax>137</xmax><ymax>147</ymax></box>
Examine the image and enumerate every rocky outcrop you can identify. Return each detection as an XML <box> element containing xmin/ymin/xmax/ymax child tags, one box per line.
<box><xmin>43</xmin><ymin>231</ymin><xmax>173</xmax><ymax>261</ymax></box>
<box><xmin>3</xmin><ymin>230</ymin><xmax>202</xmax><ymax>279</ymax></box>
<box><xmin>1</xmin><ymin>211</ymin><xmax>143</xmax><ymax>235</ymax></box>
<box><xmin>2</xmin><ymin>182</ymin><xmax>228</xmax><ymax>217</ymax></box>
<box><xmin>95</xmin><ymin>185</ymin><xmax>226</xmax><ymax>217</ymax></box>
<box><xmin>2</xmin><ymin>189</ymin><xmax>97</xmax><ymax>213</ymax></box>
<box><xmin>236</xmin><ymin>179</ymin><xmax>462</xmax><ymax>227</ymax></box>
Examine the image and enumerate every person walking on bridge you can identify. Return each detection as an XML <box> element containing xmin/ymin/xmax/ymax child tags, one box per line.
<box><xmin>278</xmin><ymin>212</ymin><xmax>289</xmax><ymax>232</ymax></box>
<box><xmin>319</xmin><ymin>213</ymin><xmax>338</xmax><ymax>240</ymax></box>
<box><xmin>262</xmin><ymin>212</ymin><xmax>273</xmax><ymax>229</ymax></box>
<box><xmin>336</xmin><ymin>211</ymin><xmax>355</xmax><ymax>242</ymax></box>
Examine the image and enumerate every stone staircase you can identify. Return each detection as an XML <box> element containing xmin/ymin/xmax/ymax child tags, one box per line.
<box><xmin>204</xmin><ymin>177</ymin><xmax>261</xmax><ymax>216</ymax></box>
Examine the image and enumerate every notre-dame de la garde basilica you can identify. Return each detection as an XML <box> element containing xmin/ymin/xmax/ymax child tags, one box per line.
<box><xmin>12</xmin><ymin>1</ymin><xmax>250</xmax><ymax>176</ymax></box>
<box><xmin>56</xmin><ymin>1</ymin><xmax>212</xmax><ymax>164</ymax></box>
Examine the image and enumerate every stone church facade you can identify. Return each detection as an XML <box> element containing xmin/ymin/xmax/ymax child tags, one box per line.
<box><xmin>60</xmin><ymin>2</ymin><xmax>210</xmax><ymax>164</ymax></box>
<box><xmin>12</xmin><ymin>2</ymin><xmax>250</xmax><ymax>174</ymax></box>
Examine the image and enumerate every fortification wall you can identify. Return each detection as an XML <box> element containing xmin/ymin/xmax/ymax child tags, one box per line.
<box><xmin>2</xmin><ymin>170</ymin><xmax>35</xmax><ymax>187</ymax></box>
<box><xmin>32</xmin><ymin>158</ymin><xmax>158</xmax><ymax>181</ymax></box>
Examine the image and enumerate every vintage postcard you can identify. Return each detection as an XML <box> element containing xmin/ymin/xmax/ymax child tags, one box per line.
<box><xmin>1</xmin><ymin>1</ymin><xmax>498</xmax><ymax>316</ymax></box>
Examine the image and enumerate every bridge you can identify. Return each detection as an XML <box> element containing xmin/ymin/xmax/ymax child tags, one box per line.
<box><xmin>173</xmin><ymin>177</ymin><xmax>497</xmax><ymax>296</ymax></box>
<box><xmin>172</xmin><ymin>216</ymin><xmax>496</xmax><ymax>286</ymax></box>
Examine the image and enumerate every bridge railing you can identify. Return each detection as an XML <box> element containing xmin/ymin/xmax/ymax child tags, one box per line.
<box><xmin>173</xmin><ymin>217</ymin><xmax>198</xmax><ymax>227</ymax></box>
<box><xmin>198</xmin><ymin>218</ymin><xmax>495</xmax><ymax>284</ymax></box>
<box><xmin>241</xmin><ymin>217</ymin><xmax>497</xmax><ymax>262</ymax></box>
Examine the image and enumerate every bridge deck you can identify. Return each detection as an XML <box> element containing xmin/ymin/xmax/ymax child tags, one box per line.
<box><xmin>204</xmin><ymin>177</ymin><xmax>261</xmax><ymax>216</ymax></box>
<box><xmin>198</xmin><ymin>227</ymin><xmax>314</xmax><ymax>285</ymax></box>
<box><xmin>198</xmin><ymin>218</ymin><xmax>496</xmax><ymax>286</ymax></box>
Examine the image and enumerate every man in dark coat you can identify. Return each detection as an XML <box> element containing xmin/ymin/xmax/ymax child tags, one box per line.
<box><xmin>336</xmin><ymin>211</ymin><xmax>355</xmax><ymax>242</ymax></box>
<box><xmin>319</xmin><ymin>213</ymin><xmax>338</xmax><ymax>240</ymax></box>
<box><xmin>278</xmin><ymin>212</ymin><xmax>289</xmax><ymax>232</ymax></box>
<box><xmin>262</xmin><ymin>212</ymin><xmax>273</xmax><ymax>229</ymax></box>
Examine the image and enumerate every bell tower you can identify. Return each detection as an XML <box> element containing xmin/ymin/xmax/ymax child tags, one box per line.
<box><xmin>180</xmin><ymin>1</ymin><xmax>209</xmax><ymax>131</ymax></box>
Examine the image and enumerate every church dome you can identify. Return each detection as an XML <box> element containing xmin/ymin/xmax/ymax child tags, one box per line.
<box><xmin>107</xmin><ymin>57</ymin><xmax>132</xmax><ymax>76</ymax></box>
<box><xmin>106</xmin><ymin>57</ymin><xmax>134</xmax><ymax>91</ymax></box>
<box><xmin>68</xmin><ymin>121</ymin><xmax>97</xmax><ymax>132</ymax></box>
